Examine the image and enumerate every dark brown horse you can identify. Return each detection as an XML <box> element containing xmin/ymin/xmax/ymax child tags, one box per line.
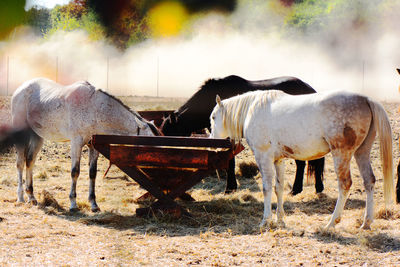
<box><xmin>160</xmin><ymin>75</ymin><xmax>325</xmax><ymax>194</ymax></box>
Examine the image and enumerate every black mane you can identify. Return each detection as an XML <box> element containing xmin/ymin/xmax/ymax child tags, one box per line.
<box><xmin>176</xmin><ymin>75</ymin><xmax>248</xmax><ymax>114</ymax></box>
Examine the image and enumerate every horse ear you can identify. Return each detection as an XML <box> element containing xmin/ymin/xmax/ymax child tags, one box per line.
<box><xmin>216</xmin><ymin>95</ymin><xmax>222</xmax><ymax>107</ymax></box>
<box><xmin>397</xmin><ymin>68</ymin><xmax>400</xmax><ymax>75</ymax></box>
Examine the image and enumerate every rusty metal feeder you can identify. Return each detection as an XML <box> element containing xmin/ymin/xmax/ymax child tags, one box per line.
<box><xmin>92</xmin><ymin>117</ymin><xmax>243</xmax><ymax>217</ymax></box>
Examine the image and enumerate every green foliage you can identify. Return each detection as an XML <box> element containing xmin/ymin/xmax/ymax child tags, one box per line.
<box><xmin>281</xmin><ymin>0</ymin><xmax>394</xmax><ymax>35</ymax></box>
<box><xmin>42</xmin><ymin>0</ymin><xmax>149</xmax><ymax>48</ymax></box>
<box><xmin>284</xmin><ymin>0</ymin><xmax>333</xmax><ymax>32</ymax></box>
<box><xmin>0</xmin><ymin>0</ymin><xmax>26</xmax><ymax>39</ymax></box>
<box><xmin>44</xmin><ymin>0</ymin><xmax>105</xmax><ymax>41</ymax></box>
<box><xmin>25</xmin><ymin>7</ymin><xmax>51</xmax><ymax>36</ymax></box>
<box><xmin>80</xmin><ymin>11</ymin><xmax>106</xmax><ymax>41</ymax></box>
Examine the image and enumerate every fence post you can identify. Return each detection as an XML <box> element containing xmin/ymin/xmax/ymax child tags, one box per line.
<box><xmin>56</xmin><ymin>56</ymin><xmax>59</xmax><ymax>83</ymax></box>
<box><xmin>362</xmin><ymin>60</ymin><xmax>365</xmax><ymax>93</ymax></box>
<box><xmin>157</xmin><ymin>56</ymin><xmax>159</xmax><ymax>97</ymax></box>
<box><xmin>6</xmin><ymin>56</ymin><xmax>9</xmax><ymax>96</ymax></box>
<box><xmin>107</xmin><ymin>57</ymin><xmax>109</xmax><ymax>91</ymax></box>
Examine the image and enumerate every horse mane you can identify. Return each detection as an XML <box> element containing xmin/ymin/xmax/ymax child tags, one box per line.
<box><xmin>96</xmin><ymin>88</ymin><xmax>162</xmax><ymax>136</ymax></box>
<box><xmin>222</xmin><ymin>90</ymin><xmax>282</xmax><ymax>139</ymax></box>
<box><xmin>176</xmin><ymin>75</ymin><xmax>247</xmax><ymax>115</ymax></box>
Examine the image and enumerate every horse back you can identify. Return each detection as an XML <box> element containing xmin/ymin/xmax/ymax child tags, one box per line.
<box><xmin>11</xmin><ymin>78</ymin><xmax>96</xmax><ymax>141</ymax></box>
<box><xmin>249</xmin><ymin>76</ymin><xmax>316</xmax><ymax>95</ymax></box>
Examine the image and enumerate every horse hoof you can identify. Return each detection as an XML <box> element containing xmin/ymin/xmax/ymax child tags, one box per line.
<box><xmin>69</xmin><ymin>207</ymin><xmax>79</xmax><ymax>213</ymax></box>
<box><xmin>224</xmin><ymin>189</ymin><xmax>236</xmax><ymax>195</ymax></box>
<box><xmin>91</xmin><ymin>207</ymin><xmax>101</xmax><ymax>213</ymax></box>
<box><xmin>360</xmin><ymin>224</ymin><xmax>371</xmax><ymax>230</ymax></box>
<box><xmin>259</xmin><ymin>218</ymin><xmax>273</xmax><ymax>230</ymax></box>
<box><xmin>277</xmin><ymin>220</ymin><xmax>286</xmax><ymax>228</ymax></box>
<box><xmin>178</xmin><ymin>193</ymin><xmax>195</xmax><ymax>202</ymax></box>
<box><xmin>316</xmin><ymin>185</ymin><xmax>324</xmax><ymax>193</ymax></box>
<box><xmin>28</xmin><ymin>199</ymin><xmax>38</xmax><ymax>206</ymax></box>
<box><xmin>290</xmin><ymin>190</ymin><xmax>301</xmax><ymax>196</ymax></box>
<box><xmin>360</xmin><ymin>219</ymin><xmax>372</xmax><ymax>230</ymax></box>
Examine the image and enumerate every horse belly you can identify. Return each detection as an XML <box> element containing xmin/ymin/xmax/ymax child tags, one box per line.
<box><xmin>269</xmin><ymin>113</ymin><xmax>330</xmax><ymax>160</ymax></box>
<box><xmin>289</xmin><ymin>139</ymin><xmax>330</xmax><ymax>161</ymax></box>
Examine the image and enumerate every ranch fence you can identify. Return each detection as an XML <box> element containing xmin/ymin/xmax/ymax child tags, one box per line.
<box><xmin>0</xmin><ymin>55</ymin><xmax>162</xmax><ymax>97</ymax></box>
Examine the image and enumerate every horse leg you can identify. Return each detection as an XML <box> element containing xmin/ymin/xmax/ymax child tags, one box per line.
<box><xmin>254</xmin><ymin>151</ymin><xmax>275</xmax><ymax>227</ymax></box>
<box><xmin>290</xmin><ymin>160</ymin><xmax>305</xmax><ymax>195</ymax></box>
<box><xmin>309</xmin><ymin>158</ymin><xmax>325</xmax><ymax>193</ymax></box>
<box><xmin>354</xmin><ymin>123</ymin><xmax>376</xmax><ymax>229</ymax></box>
<box><xmin>274</xmin><ymin>159</ymin><xmax>285</xmax><ymax>226</ymax></box>
<box><xmin>69</xmin><ymin>138</ymin><xmax>84</xmax><ymax>212</ymax></box>
<box><xmin>325</xmin><ymin>153</ymin><xmax>352</xmax><ymax>229</ymax></box>
<box><xmin>24</xmin><ymin>133</ymin><xmax>44</xmax><ymax>205</ymax></box>
<box><xmin>225</xmin><ymin>157</ymin><xmax>237</xmax><ymax>194</ymax></box>
<box><xmin>88</xmin><ymin>145</ymin><xmax>100</xmax><ymax>212</ymax></box>
<box><xmin>354</xmin><ymin>152</ymin><xmax>375</xmax><ymax>230</ymax></box>
<box><xmin>15</xmin><ymin>144</ymin><xmax>26</xmax><ymax>203</ymax></box>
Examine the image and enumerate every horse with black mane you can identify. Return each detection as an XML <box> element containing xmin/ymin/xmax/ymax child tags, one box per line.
<box><xmin>160</xmin><ymin>75</ymin><xmax>325</xmax><ymax>194</ymax></box>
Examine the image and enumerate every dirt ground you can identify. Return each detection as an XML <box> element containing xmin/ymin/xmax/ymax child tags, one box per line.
<box><xmin>1</xmin><ymin>95</ymin><xmax>400</xmax><ymax>266</ymax></box>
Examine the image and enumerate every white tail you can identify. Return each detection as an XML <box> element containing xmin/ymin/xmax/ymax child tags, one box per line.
<box><xmin>368</xmin><ymin>99</ymin><xmax>395</xmax><ymax>207</ymax></box>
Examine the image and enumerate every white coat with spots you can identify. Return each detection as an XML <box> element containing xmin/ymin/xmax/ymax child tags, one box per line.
<box><xmin>11</xmin><ymin>77</ymin><xmax>160</xmax><ymax>212</ymax></box>
<box><xmin>210</xmin><ymin>90</ymin><xmax>394</xmax><ymax>230</ymax></box>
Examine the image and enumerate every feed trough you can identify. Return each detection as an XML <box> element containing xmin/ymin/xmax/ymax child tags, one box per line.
<box><xmin>92</xmin><ymin>111</ymin><xmax>243</xmax><ymax>217</ymax></box>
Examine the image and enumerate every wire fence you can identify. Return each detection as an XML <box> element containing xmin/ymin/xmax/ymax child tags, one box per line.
<box><xmin>0</xmin><ymin>55</ymin><xmax>162</xmax><ymax>97</ymax></box>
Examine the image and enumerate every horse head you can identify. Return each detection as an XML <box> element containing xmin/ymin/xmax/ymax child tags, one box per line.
<box><xmin>210</xmin><ymin>95</ymin><xmax>227</xmax><ymax>139</ymax></box>
<box><xmin>160</xmin><ymin>108</ymin><xmax>190</xmax><ymax>136</ymax></box>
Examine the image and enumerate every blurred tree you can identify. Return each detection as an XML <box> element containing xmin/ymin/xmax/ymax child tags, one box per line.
<box><xmin>25</xmin><ymin>7</ymin><xmax>51</xmax><ymax>36</ymax></box>
<box><xmin>45</xmin><ymin>0</ymin><xmax>105</xmax><ymax>41</ymax></box>
<box><xmin>86</xmin><ymin>0</ymin><xmax>237</xmax><ymax>47</ymax></box>
<box><xmin>87</xmin><ymin>0</ymin><xmax>149</xmax><ymax>49</ymax></box>
<box><xmin>0</xmin><ymin>0</ymin><xmax>26</xmax><ymax>39</ymax></box>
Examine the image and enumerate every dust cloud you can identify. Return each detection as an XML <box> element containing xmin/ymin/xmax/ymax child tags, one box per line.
<box><xmin>0</xmin><ymin>0</ymin><xmax>399</xmax><ymax>101</ymax></box>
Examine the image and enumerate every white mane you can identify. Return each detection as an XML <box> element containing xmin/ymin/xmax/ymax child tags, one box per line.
<box><xmin>222</xmin><ymin>90</ymin><xmax>283</xmax><ymax>139</ymax></box>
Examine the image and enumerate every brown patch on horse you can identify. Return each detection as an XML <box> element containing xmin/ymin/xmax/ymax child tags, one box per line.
<box><xmin>33</xmin><ymin>122</ymin><xmax>42</xmax><ymax>129</ymax></box>
<box><xmin>283</xmin><ymin>146</ymin><xmax>294</xmax><ymax>155</ymax></box>
<box><xmin>337</xmin><ymin>165</ymin><xmax>352</xmax><ymax>190</ymax></box>
<box><xmin>339</xmin><ymin>174</ymin><xmax>352</xmax><ymax>190</ymax></box>
<box><xmin>343</xmin><ymin>124</ymin><xmax>356</xmax><ymax>147</ymax></box>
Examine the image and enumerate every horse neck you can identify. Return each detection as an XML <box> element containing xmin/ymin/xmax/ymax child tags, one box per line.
<box><xmin>249</xmin><ymin>77</ymin><xmax>317</xmax><ymax>95</ymax></box>
<box><xmin>161</xmin><ymin>112</ymin><xmax>207</xmax><ymax>136</ymax></box>
<box><xmin>224</xmin><ymin>91</ymin><xmax>271</xmax><ymax>139</ymax></box>
<box><xmin>94</xmin><ymin>91</ymin><xmax>149</xmax><ymax>135</ymax></box>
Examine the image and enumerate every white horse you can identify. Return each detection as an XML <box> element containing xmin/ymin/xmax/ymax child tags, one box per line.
<box><xmin>11</xmin><ymin>78</ymin><xmax>161</xmax><ymax>212</ymax></box>
<box><xmin>210</xmin><ymin>90</ymin><xmax>394</xmax><ymax>229</ymax></box>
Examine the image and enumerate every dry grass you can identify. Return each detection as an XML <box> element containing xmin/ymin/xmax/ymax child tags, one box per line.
<box><xmin>238</xmin><ymin>161</ymin><xmax>259</xmax><ymax>178</ymax></box>
<box><xmin>1</xmin><ymin>97</ymin><xmax>400</xmax><ymax>266</ymax></box>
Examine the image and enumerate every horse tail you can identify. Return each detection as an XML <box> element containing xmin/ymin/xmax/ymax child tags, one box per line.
<box><xmin>307</xmin><ymin>158</ymin><xmax>325</xmax><ymax>189</ymax></box>
<box><xmin>367</xmin><ymin>99</ymin><xmax>395</xmax><ymax>207</ymax></box>
<box><xmin>0</xmin><ymin>126</ymin><xmax>32</xmax><ymax>153</ymax></box>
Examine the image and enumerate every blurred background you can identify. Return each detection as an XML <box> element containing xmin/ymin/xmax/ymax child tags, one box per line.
<box><xmin>0</xmin><ymin>0</ymin><xmax>399</xmax><ymax>100</ymax></box>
